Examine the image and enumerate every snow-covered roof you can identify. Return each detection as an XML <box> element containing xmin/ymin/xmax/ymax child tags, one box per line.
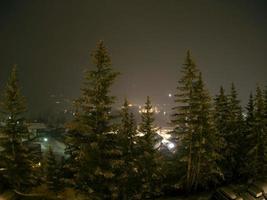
<box><xmin>27</xmin><ymin>123</ymin><xmax>47</xmax><ymax>130</ymax></box>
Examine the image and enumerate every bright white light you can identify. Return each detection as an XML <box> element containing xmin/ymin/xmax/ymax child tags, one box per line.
<box><xmin>43</xmin><ymin>138</ymin><xmax>48</xmax><ymax>142</ymax></box>
<box><xmin>168</xmin><ymin>93</ymin><xmax>172</xmax><ymax>98</ymax></box>
<box><xmin>167</xmin><ymin>142</ymin><xmax>175</xmax><ymax>149</ymax></box>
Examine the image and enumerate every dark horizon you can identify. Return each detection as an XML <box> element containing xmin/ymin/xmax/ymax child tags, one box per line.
<box><xmin>0</xmin><ymin>0</ymin><xmax>267</xmax><ymax>115</ymax></box>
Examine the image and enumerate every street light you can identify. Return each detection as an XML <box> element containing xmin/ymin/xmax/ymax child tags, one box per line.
<box><xmin>167</xmin><ymin>142</ymin><xmax>175</xmax><ymax>149</ymax></box>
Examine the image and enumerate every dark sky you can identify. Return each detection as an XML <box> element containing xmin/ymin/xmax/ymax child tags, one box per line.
<box><xmin>0</xmin><ymin>0</ymin><xmax>267</xmax><ymax>114</ymax></box>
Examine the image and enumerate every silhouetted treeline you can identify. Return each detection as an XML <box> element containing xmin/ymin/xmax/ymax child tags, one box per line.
<box><xmin>0</xmin><ymin>41</ymin><xmax>266</xmax><ymax>199</ymax></box>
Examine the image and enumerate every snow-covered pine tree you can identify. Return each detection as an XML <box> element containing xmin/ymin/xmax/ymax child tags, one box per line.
<box><xmin>64</xmin><ymin>101</ymin><xmax>83</xmax><ymax>187</ymax></box>
<box><xmin>214</xmin><ymin>86</ymin><xmax>229</xmax><ymax>150</ymax></box>
<box><xmin>172</xmin><ymin>52</ymin><xmax>222</xmax><ymax>191</ymax></box>
<box><xmin>242</xmin><ymin>93</ymin><xmax>255</xmax><ymax>178</ymax></box>
<box><xmin>65</xmin><ymin>41</ymin><xmax>121</xmax><ymax>199</ymax></box>
<box><xmin>117</xmin><ymin>99</ymin><xmax>141</xmax><ymax>199</ymax></box>
<box><xmin>214</xmin><ymin>84</ymin><xmax>246</xmax><ymax>182</ymax></box>
<box><xmin>0</xmin><ymin>66</ymin><xmax>35</xmax><ymax>191</ymax></box>
<box><xmin>45</xmin><ymin>146</ymin><xmax>61</xmax><ymax>192</ymax></box>
<box><xmin>264</xmin><ymin>87</ymin><xmax>267</xmax><ymax>177</ymax></box>
<box><xmin>264</xmin><ymin>87</ymin><xmax>267</xmax><ymax>137</ymax></box>
<box><xmin>248</xmin><ymin>86</ymin><xmax>267</xmax><ymax>178</ymax></box>
<box><xmin>172</xmin><ymin>51</ymin><xmax>198</xmax><ymax>191</ymax></box>
<box><xmin>189</xmin><ymin>73</ymin><xmax>222</xmax><ymax>190</ymax></box>
<box><xmin>138</xmin><ymin>96</ymin><xmax>162</xmax><ymax>198</ymax></box>
<box><xmin>171</xmin><ymin>51</ymin><xmax>199</xmax><ymax>192</ymax></box>
<box><xmin>226</xmin><ymin>83</ymin><xmax>245</xmax><ymax>181</ymax></box>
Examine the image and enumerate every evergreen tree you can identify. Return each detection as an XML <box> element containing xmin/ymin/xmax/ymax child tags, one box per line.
<box><xmin>213</xmin><ymin>86</ymin><xmax>229</xmax><ymax>150</ymax></box>
<box><xmin>64</xmin><ymin>101</ymin><xmax>83</xmax><ymax>187</ymax></box>
<box><xmin>117</xmin><ymin>99</ymin><xmax>140</xmax><ymax>199</ymax></box>
<box><xmin>0</xmin><ymin>66</ymin><xmax>34</xmax><ymax>191</ymax></box>
<box><xmin>45</xmin><ymin>146</ymin><xmax>61</xmax><ymax>192</ymax></box>
<box><xmin>214</xmin><ymin>84</ymin><xmax>245</xmax><ymax>182</ymax></box>
<box><xmin>213</xmin><ymin>86</ymin><xmax>231</xmax><ymax>179</ymax></box>
<box><xmin>172</xmin><ymin>52</ymin><xmax>222</xmax><ymax>191</ymax></box>
<box><xmin>264</xmin><ymin>87</ymin><xmax>267</xmax><ymax>135</ymax></box>
<box><xmin>173</xmin><ymin>52</ymin><xmax>222</xmax><ymax>191</ymax></box>
<box><xmin>242</xmin><ymin>93</ymin><xmax>256</xmax><ymax>178</ymax></box>
<box><xmin>171</xmin><ymin>50</ymin><xmax>199</xmax><ymax>192</ymax></box>
<box><xmin>189</xmin><ymin>73</ymin><xmax>222</xmax><ymax>190</ymax></box>
<box><xmin>245</xmin><ymin>93</ymin><xmax>255</xmax><ymax>136</ymax></box>
<box><xmin>265</xmin><ymin>86</ymin><xmax>267</xmax><ymax>108</ymax></box>
<box><xmin>138</xmin><ymin>96</ymin><xmax>162</xmax><ymax>198</ymax></box>
<box><xmin>264</xmin><ymin>88</ymin><xmax>267</xmax><ymax>176</ymax></box>
<box><xmin>247</xmin><ymin>86</ymin><xmax>267</xmax><ymax>178</ymax></box>
<box><xmin>65</xmin><ymin>41</ymin><xmax>121</xmax><ymax>199</ymax></box>
<box><xmin>226</xmin><ymin>83</ymin><xmax>244</xmax><ymax>181</ymax></box>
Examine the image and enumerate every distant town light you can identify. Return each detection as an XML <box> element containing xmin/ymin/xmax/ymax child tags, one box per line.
<box><xmin>43</xmin><ymin>137</ymin><xmax>48</xmax><ymax>142</ymax></box>
<box><xmin>32</xmin><ymin>162</ymin><xmax>42</xmax><ymax>168</ymax></box>
<box><xmin>139</xmin><ymin>106</ymin><xmax>159</xmax><ymax>114</ymax></box>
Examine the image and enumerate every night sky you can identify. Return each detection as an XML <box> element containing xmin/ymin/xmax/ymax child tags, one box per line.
<box><xmin>0</xmin><ymin>0</ymin><xmax>267</xmax><ymax>115</ymax></box>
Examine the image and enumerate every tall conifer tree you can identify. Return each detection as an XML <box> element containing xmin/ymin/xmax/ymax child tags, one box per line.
<box><xmin>227</xmin><ymin>83</ymin><xmax>244</xmax><ymax>180</ymax></box>
<box><xmin>190</xmin><ymin>73</ymin><xmax>222</xmax><ymax>190</ymax></box>
<box><xmin>171</xmin><ymin>50</ymin><xmax>199</xmax><ymax>192</ymax></box>
<box><xmin>214</xmin><ymin>84</ymin><xmax>245</xmax><ymax>181</ymax></box>
<box><xmin>264</xmin><ymin>87</ymin><xmax>267</xmax><ymax>133</ymax></box>
<box><xmin>214</xmin><ymin>86</ymin><xmax>229</xmax><ymax>151</ymax></box>
<box><xmin>264</xmin><ymin>88</ymin><xmax>267</xmax><ymax>176</ymax></box>
<box><xmin>243</xmin><ymin>93</ymin><xmax>256</xmax><ymax>178</ymax></box>
<box><xmin>172</xmin><ymin>52</ymin><xmax>221</xmax><ymax>191</ymax></box>
<box><xmin>117</xmin><ymin>99</ymin><xmax>140</xmax><ymax>199</ymax></box>
<box><xmin>65</xmin><ymin>41</ymin><xmax>121</xmax><ymax>199</ymax></box>
<box><xmin>0</xmin><ymin>66</ymin><xmax>34</xmax><ymax>191</ymax></box>
<box><xmin>64</xmin><ymin>101</ymin><xmax>83</xmax><ymax>186</ymax></box>
<box><xmin>245</xmin><ymin>93</ymin><xmax>255</xmax><ymax>137</ymax></box>
<box><xmin>138</xmin><ymin>96</ymin><xmax>162</xmax><ymax>198</ymax></box>
<box><xmin>247</xmin><ymin>86</ymin><xmax>267</xmax><ymax>178</ymax></box>
<box><xmin>45</xmin><ymin>146</ymin><xmax>61</xmax><ymax>192</ymax></box>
